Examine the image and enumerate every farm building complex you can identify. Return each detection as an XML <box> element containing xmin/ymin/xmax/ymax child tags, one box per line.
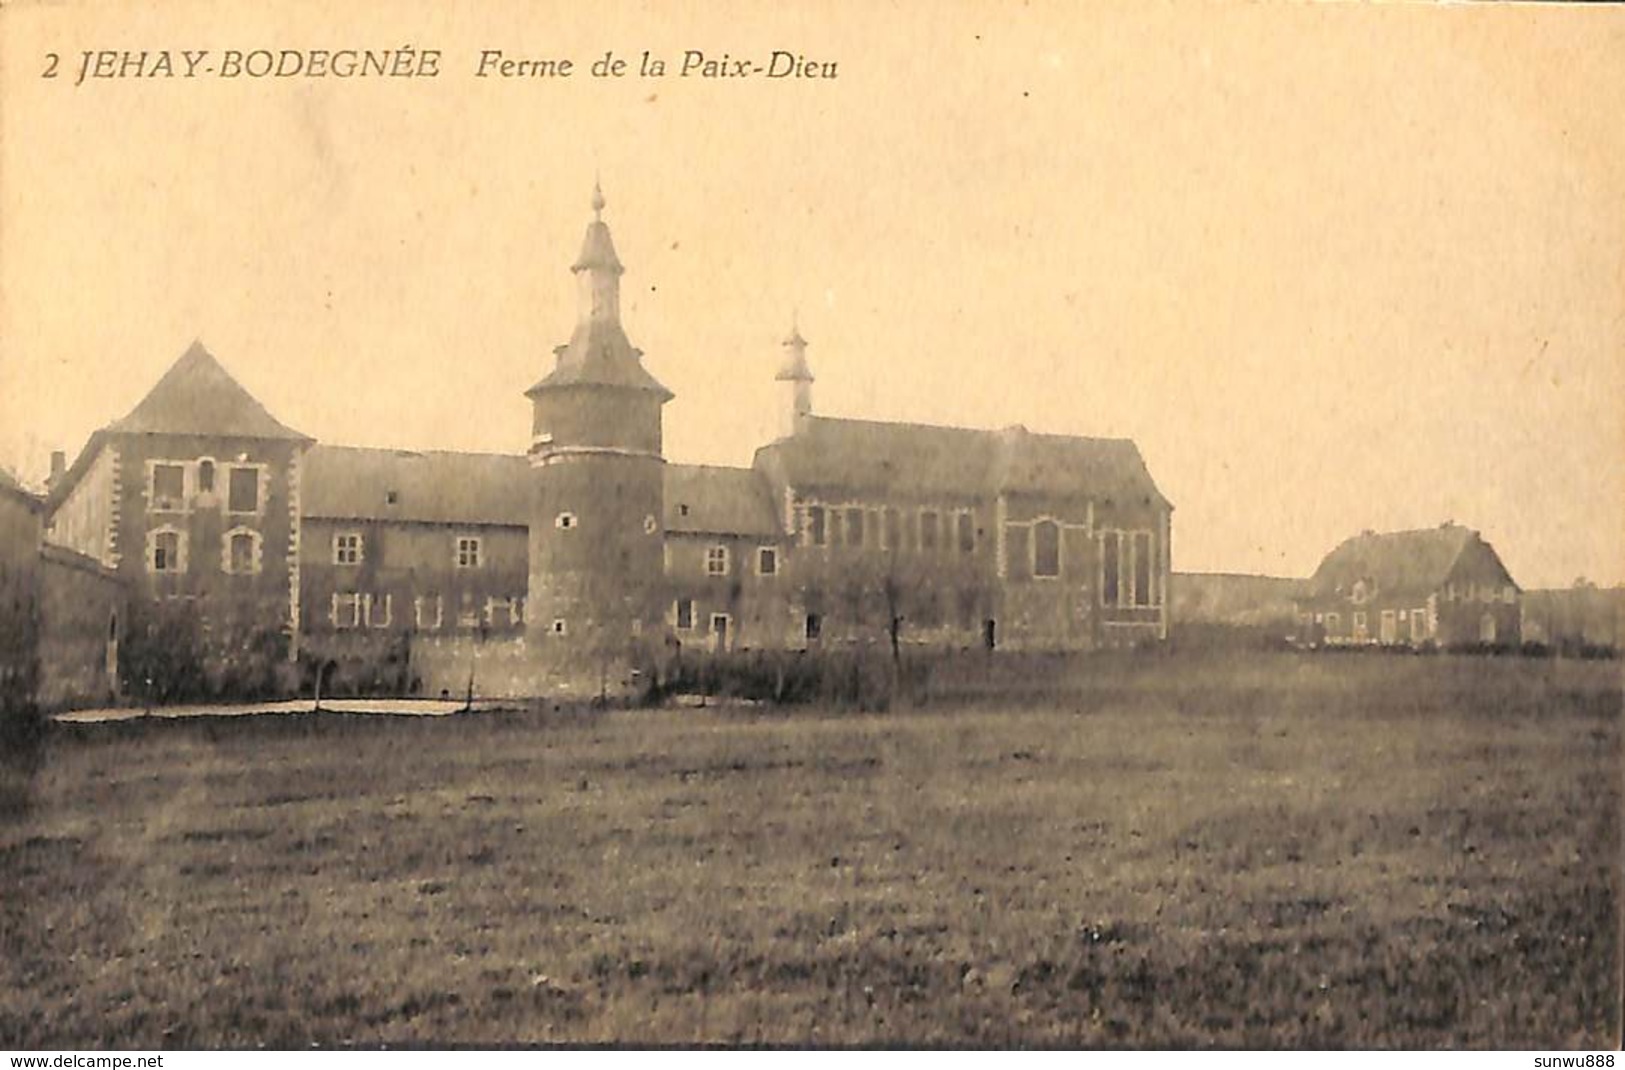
<box><xmin>1295</xmin><ymin>525</ymin><xmax>1522</xmax><ymax>648</ymax></box>
<box><xmin>7</xmin><ymin>190</ymin><xmax>1176</xmax><ymax>705</ymax></box>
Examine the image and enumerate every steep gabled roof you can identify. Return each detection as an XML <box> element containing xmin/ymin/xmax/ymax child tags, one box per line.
<box><xmin>753</xmin><ymin>416</ymin><xmax>1168</xmax><ymax>505</ymax></box>
<box><xmin>665</xmin><ymin>465</ymin><xmax>781</xmax><ymax>537</ymax></box>
<box><xmin>108</xmin><ymin>340</ymin><xmax>311</xmax><ymax>441</ymax></box>
<box><xmin>1306</xmin><ymin>524</ymin><xmax>1512</xmax><ymax>601</ymax></box>
<box><xmin>301</xmin><ymin>445</ymin><xmax>529</xmax><ymax>526</ymax></box>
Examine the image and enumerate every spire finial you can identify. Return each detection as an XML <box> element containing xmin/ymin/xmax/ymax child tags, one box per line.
<box><xmin>591</xmin><ymin>177</ymin><xmax>605</xmax><ymax>220</ymax></box>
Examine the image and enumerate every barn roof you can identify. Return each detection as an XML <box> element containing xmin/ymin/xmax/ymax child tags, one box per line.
<box><xmin>301</xmin><ymin>446</ymin><xmax>529</xmax><ymax>526</ymax></box>
<box><xmin>1306</xmin><ymin>524</ymin><xmax>1506</xmax><ymax>600</ymax></box>
<box><xmin>303</xmin><ymin>451</ymin><xmax>787</xmax><ymax>539</ymax></box>
<box><xmin>664</xmin><ymin>465</ymin><xmax>781</xmax><ymax>537</ymax></box>
<box><xmin>108</xmin><ymin>341</ymin><xmax>310</xmax><ymax>441</ymax></box>
<box><xmin>754</xmin><ymin>416</ymin><xmax>1168</xmax><ymax>504</ymax></box>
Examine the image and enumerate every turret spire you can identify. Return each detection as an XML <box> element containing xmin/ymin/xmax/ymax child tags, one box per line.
<box><xmin>775</xmin><ymin>315</ymin><xmax>814</xmax><ymax>437</ymax></box>
<box><xmin>527</xmin><ymin>188</ymin><xmax>672</xmax><ymax>401</ymax></box>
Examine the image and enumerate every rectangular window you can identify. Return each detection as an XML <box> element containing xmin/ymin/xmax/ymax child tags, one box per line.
<box><xmin>331</xmin><ymin>592</ymin><xmax>362</xmax><ymax>630</ymax></box>
<box><xmin>676</xmin><ymin>598</ymin><xmax>694</xmax><ymax>630</ymax></box>
<box><xmin>1133</xmin><ymin>532</ymin><xmax>1152</xmax><ymax>607</ymax></box>
<box><xmin>757</xmin><ymin>546</ymin><xmax>778</xmax><ymax>576</ymax></box>
<box><xmin>414</xmin><ymin>595</ymin><xmax>443</xmax><ymax>631</ymax></box>
<box><xmin>152</xmin><ymin>530</ymin><xmax>182</xmax><ymax>573</ymax></box>
<box><xmin>957</xmin><ymin>511</ymin><xmax>975</xmax><ymax>554</ymax></box>
<box><xmin>919</xmin><ymin>510</ymin><xmax>939</xmax><ymax>552</ymax></box>
<box><xmin>1033</xmin><ymin>520</ymin><xmax>1061</xmax><ymax>579</ymax></box>
<box><xmin>1411</xmin><ymin>608</ymin><xmax>1427</xmax><ymax>642</ymax></box>
<box><xmin>226</xmin><ymin>531</ymin><xmax>258</xmax><ymax>575</ymax></box>
<box><xmin>333</xmin><ymin>532</ymin><xmax>363</xmax><ymax>565</ymax></box>
<box><xmin>150</xmin><ymin>464</ymin><xmax>185</xmax><ymax>511</ymax></box>
<box><xmin>1101</xmin><ymin>531</ymin><xmax>1120</xmax><ymax>607</ymax></box>
<box><xmin>807</xmin><ymin>505</ymin><xmax>826</xmax><ymax>547</ymax></box>
<box><xmin>227</xmin><ymin>467</ymin><xmax>259</xmax><ymax>515</ymax></box>
<box><xmin>367</xmin><ymin>594</ymin><xmax>393</xmax><ymax>629</ymax></box>
<box><xmin>883</xmin><ymin>507</ymin><xmax>900</xmax><ymax>551</ymax></box>
<box><xmin>1502</xmin><ymin>585</ymin><xmax>1515</xmax><ymax>604</ymax></box>
<box><xmin>706</xmin><ymin>545</ymin><xmax>729</xmax><ymax>576</ymax></box>
<box><xmin>805</xmin><ymin>612</ymin><xmax>822</xmax><ymax>641</ymax></box>
<box><xmin>456</xmin><ymin>536</ymin><xmax>482</xmax><ymax>569</ymax></box>
<box><xmin>846</xmin><ymin>507</ymin><xmax>865</xmax><ymax>549</ymax></box>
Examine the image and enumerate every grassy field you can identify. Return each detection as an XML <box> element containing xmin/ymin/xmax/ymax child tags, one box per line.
<box><xmin>1</xmin><ymin>651</ymin><xmax>1618</xmax><ymax>1048</ymax></box>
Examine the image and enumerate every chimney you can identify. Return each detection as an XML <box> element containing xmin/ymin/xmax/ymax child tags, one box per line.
<box><xmin>47</xmin><ymin>450</ymin><xmax>66</xmax><ymax>490</ymax></box>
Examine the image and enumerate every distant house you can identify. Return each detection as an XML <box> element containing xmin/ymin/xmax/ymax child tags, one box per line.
<box><xmin>1296</xmin><ymin>524</ymin><xmax>1521</xmax><ymax>648</ymax></box>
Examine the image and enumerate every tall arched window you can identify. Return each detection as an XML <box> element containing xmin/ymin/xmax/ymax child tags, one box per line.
<box><xmin>1033</xmin><ymin>520</ymin><xmax>1061</xmax><ymax>578</ymax></box>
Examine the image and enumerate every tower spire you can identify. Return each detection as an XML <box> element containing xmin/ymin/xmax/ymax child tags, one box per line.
<box><xmin>775</xmin><ymin>314</ymin><xmax>814</xmax><ymax>437</ymax></box>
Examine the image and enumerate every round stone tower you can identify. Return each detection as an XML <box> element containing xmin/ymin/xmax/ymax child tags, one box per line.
<box><xmin>525</xmin><ymin>184</ymin><xmax>673</xmax><ymax>696</ymax></box>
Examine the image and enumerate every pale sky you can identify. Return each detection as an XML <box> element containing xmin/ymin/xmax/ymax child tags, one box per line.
<box><xmin>2</xmin><ymin>1</ymin><xmax>1621</xmax><ymax>588</ymax></box>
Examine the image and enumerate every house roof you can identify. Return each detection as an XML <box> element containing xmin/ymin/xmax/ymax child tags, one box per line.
<box><xmin>664</xmin><ymin>465</ymin><xmax>781</xmax><ymax>537</ymax></box>
<box><xmin>754</xmin><ymin>416</ymin><xmax>1168</xmax><ymax>504</ymax></box>
<box><xmin>0</xmin><ymin>466</ymin><xmax>43</xmax><ymax>513</ymax></box>
<box><xmin>108</xmin><ymin>340</ymin><xmax>310</xmax><ymax>441</ymax></box>
<box><xmin>1306</xmin><ymin>524</ymin><xmax>1509</xmax><ymax>600</ymax></box>
<box><xmin>301</xmin><ymin>446</ymin><xmax>530</xmax><ymax>526</ymax></box>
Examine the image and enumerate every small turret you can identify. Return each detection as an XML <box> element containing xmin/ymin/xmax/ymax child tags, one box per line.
<box><xmin>775</xmin><ymin>316</ymin><xmax>814</xmax><ymax>438</ymax></box>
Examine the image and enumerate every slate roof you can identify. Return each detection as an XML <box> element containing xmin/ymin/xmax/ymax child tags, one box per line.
<box><xmin>664</xmin><ymin>465</ymin><xmax>781</xmax><ymax>537</ymax></box>
<box><xmin>301</xmin><ymin>446</ymin><xmax>529</xmax><ymax>526</ymax></box>
<box><xmin>527</xmin><ymin>212</ymin><xmax>672</xmax><ymax>400</ymax></box>
<box><xmin>1305</xmin><ymin>524</ymin><xmax>1506</xmax><ymax>601</ymax></box>
<box><xmin>754</xmin><ymin>416</ymin><xmax>1168</xmax><ymax>504</ymax></box>
<box><xmin>108</xmin><ymin>341</ymin><xmax>310</xmax><ymax>441</ymax></box>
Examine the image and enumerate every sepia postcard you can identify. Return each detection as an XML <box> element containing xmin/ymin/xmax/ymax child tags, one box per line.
<box><xmin>0</xmin><ymin>0</ymin><xmax>1621</xmax><ymax>1052</ymax></box>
